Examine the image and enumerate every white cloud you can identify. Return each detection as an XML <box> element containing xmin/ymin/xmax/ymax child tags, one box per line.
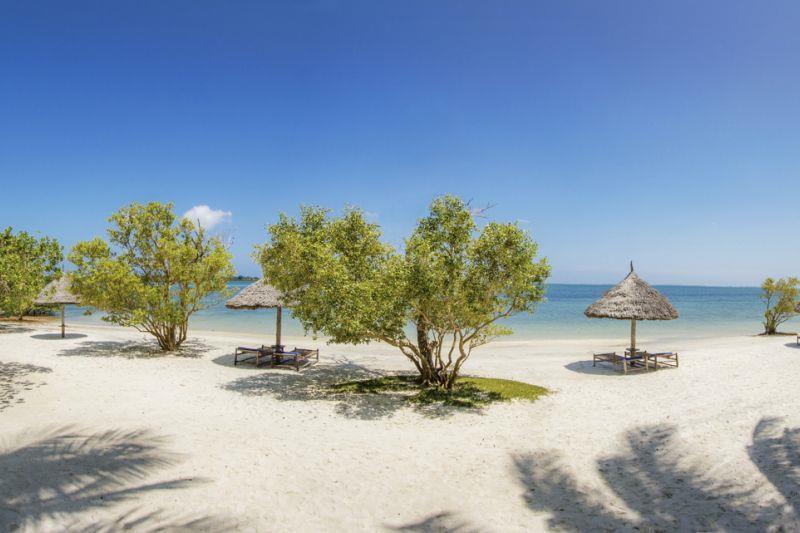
<box><xmin>183</xmin><ymin>205</ymin><xmax>232</xmax><ymax>229</ymax></box>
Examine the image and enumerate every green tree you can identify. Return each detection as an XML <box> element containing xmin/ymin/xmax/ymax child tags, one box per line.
<box><xmin>69</xmin><ymin>202</ymin><xmax>235</xmax><ymax>351</ymax></box>
<box><xmin>761</xmin><ymin>277</ymin><xmax>800</xmax><ymax>335</ymax></box>
<box><xmin>259</xmin><ymin>195</ymin><xmax>550</xmax><ymax>388</ymax></box>
<box><xmin>0</xmin><ymin>228</ymin><xmax>62</xmax><ymax>319</ymax></box>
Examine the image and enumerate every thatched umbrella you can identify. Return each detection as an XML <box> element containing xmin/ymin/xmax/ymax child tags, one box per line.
<box><xmin>34</xmin><ymin>275</ymin><xmax>80</xmax><ymax>338</ymax></box>
<box><xmin>584</xmin><ymin>263</ymin><xmax>678</xmax><ymax>355</ymax></box>
<box><xmin>225</xmin><ymin>280</ymin><xmax>288</xmax><ymax>348</ymax></box>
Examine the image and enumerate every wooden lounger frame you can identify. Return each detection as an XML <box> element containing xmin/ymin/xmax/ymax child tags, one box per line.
<box><xmin>593</xmin><ymin>350</ymin><xmax>679</xmax><ymax>374</ymax></box>
<box><xmin>272</xmin><ymin>348</ymin><xmax>320</xmax><ymax>371</ymax></box>
<box><xmin>593</xmin><ymin>352</ymin><xmax>649</xmax><ymax>374</ymax></box>
<box><xmin>650</xmin><ymin>352</ymin><xmax>679</xmax><ymax>369</ymax></box>
<box><xmin>234</xmin><ymin>346</ymin><xmax>319</xmax><ymax>372</ymax></box>
<box><xmin>234</xmin><ymin>345</ymin><xmax>274</xmax><ymax>367</ymax></box>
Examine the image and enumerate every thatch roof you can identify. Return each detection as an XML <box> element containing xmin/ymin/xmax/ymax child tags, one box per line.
<box><xmin>34</xmin><ymin>276</ymin><xmax>79</xmax><ymax>305</ymax></box>
<box><xmin>225</xmin><ymin>280</ymin><xmax>286</xmax><ymax>309</ymax></box>
<box><xmin>584</xmin><ymin>267</ymin><xmax>678</xmax><ymax>321</ymax></box>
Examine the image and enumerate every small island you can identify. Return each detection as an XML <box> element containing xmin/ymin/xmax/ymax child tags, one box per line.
<box><xmin>229</xmin><ymin>275</ymin><xmax>259</xmax><ymax>282</ymax></box>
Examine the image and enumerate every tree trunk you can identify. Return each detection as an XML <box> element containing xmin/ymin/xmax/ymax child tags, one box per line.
<box><xmin>764</xmin><ymin>314</ymin><xmax>777</xmax><ymax>335</ymax></box>
<box><xmin>153</xmin><ymin>324</ymin><xmax>183</xmax><ymax>351</ymax></box>
<box><xmin>416</xmin><ymin>321</ymin><xmax>438</xmax><ymax>386</ymax></box>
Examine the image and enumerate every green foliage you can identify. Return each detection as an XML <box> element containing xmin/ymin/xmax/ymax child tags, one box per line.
<box><xmin>69</xmin><ymin>202</ymin><xmax>234</xmax><ymax>351</ymax></box>
<box><xmin>0</xmin><ymin>228</ymin><xmax>62</xmax><ymax>319</ymax></box>
<box><xmin>259</xmin><ymin>195</ymin><xmax>551</xmax><ymax>387</ymax></box>
<box><xmin>330</xmin><ymin>375</ymin><xmax>549</xmax><ymax>409</ymax></box>
<box><xmin>761</xmin><ymin>277</ymin><xmax>800</xmax><ymax>335</ymax></box>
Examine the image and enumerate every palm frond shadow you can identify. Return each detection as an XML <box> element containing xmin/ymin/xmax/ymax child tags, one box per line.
<box><xmin>0</xmin><ymin>426</ymin><xmax>234</xmax><ymax>531</ymax></box>
<box><xmin>749</xmin><ymin>417</ymin><xmax>800</xmax><ymax>518</ymax></box>
<box><xmin>387</xmin><ymin>511</ymin><xmax>479</xmax><ymax>532</ymax></box>
<box><xmin>0</xmin><ymin>361</ymin><xmax>51</xmax><ymax>412</ymax></box>
<box><xmin>514</xmin><ymin>419</ymin><xmax>800</xmax><ymax>531</ymax></box>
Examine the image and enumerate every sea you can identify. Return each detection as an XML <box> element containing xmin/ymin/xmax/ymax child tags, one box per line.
<box><xmin>61</xmin><ymin>281</ymin><xmax>800</xmax><ymax>342</ymax></box>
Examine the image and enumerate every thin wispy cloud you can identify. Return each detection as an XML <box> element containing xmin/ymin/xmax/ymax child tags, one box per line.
<box><xmin>183</xmin><ymin>205</ymin><xmax>232</xmax><ymax>229</ymax></box>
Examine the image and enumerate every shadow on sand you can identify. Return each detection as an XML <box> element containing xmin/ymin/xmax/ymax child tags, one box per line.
<box><xmin>57</xmin><ymin>339</ymin><xmax>212</xmax><ymax>359</ymax></box>
<box><xmin>222</xmin><ymin>359</ymin><xmax>483</xmax><ymax>420</ymax></box>
<box><xmin>387</xmin><ymin>511</ymin><xmax>479</xmax><ymax>532</ymax></box>
<box><xmin>563</xmin><ymin>360</ymin><xmax>623</xmax><ymax>376</ymax></box>
<box><xmin>0</xmin><ymin>362</ymin><xmax>51</xmax><ymax>412</ymax></box>
<box><xmin>212</xmin><ymin>352</ymin><xmax>258</xmax><ymax>369</ymax></box>
<box><xmin>31</xmin><ymin>333</ymin><xmax>88</xmax><ymax>340</ymax></box>
<box><xmin>0</xmin><ymin>323</ymin><xmax>34</xmax><ymax>335</ymax></box>
<box><xmin>0</xmin><ymin>426</ymin><xmax>235</xmax><ymax>531</ymax></box>
<box><xmin>514</xmin><ymin>418</ymin><xmax>800</xmax><ymax>531</ymax></box>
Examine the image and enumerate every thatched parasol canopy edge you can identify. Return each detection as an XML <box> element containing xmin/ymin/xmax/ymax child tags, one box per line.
<box><xmin>225</xmin><ymin>280</ymin><xmax>287</xmax><ymax>309</ymax></box>
<box><xmin>584</xmin><ymin>269</ymin><xmax>678</xmax><ymax>321</ymax></box>
<box><xmin>34</xmin><ymin>276</ymin><xmax>79</xmax><ymax>306</ymax></box>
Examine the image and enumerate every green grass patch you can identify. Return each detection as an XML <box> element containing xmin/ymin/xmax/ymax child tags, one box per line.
<box><xmin>458</xmin><ymin>377</ymin><xmax>550</xmax><ymax>402</ymax></box>
<box><xmin>329</xmin><ymin>375</ymin><xmax>548</xmax><ymax>409</ymax></box>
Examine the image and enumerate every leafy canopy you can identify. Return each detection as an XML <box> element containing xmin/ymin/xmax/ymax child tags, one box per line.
<box><xmin>761</xmin><ymin>277</ymin><xmax>799</xmax><ymax>335</ymax></box>
<box><xmin>0</xmin><ymin>227</ymin><xmax>62</xmax><ymax>319</ymax></box>
<box><xmin>69</xmin><ymin>202</ymin><xmax>234</xmax><ymax>350</ymax></box>
<box><xmin>259</xmin><ymin>195</ymin><xmax>550</xmax><ymax>387</ymax></box>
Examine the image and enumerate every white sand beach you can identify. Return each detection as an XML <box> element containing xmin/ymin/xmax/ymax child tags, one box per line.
<box><xmin>1</xmin><ymin>321</ymin><xmax>799</xmax><ymax>532</ymax></box>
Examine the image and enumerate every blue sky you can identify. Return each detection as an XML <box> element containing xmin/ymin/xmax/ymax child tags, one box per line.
<box><xmin>1</xmin><ymin>1</ymin><xmax>799</xmax><ymax>285</ymax></box>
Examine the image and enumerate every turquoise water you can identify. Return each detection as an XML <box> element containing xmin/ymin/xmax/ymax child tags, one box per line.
<box><xmin>63</xmin><ymin>282</ymin><xmax>798</xmax><ymax>341</ymax></box>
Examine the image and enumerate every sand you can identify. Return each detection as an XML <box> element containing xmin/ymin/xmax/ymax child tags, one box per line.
<box><xmin>1</xmin><ymin>320</ymin><xmax>799</xmax><ymax>532</ymax></box>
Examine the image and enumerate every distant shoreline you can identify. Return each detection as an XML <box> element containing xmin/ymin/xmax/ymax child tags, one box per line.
<box><xmin>229</xmin><ymin>275</ymin><xmax>259</xmax><ymax>282</ymax></box>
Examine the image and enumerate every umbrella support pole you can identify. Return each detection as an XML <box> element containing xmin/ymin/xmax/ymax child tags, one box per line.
<box><xmin>61</xmin><ymin>304</ymin><xmax>65</xmax><ymax>339</ymax></box>
<box><xmin>276</xmin><ymin>306</ymin><xmax>282</xmax><ymax>349</ymax></box>
<box><xmin>630</xmin><ymin>319</ymin><xmax>639</xmax><ymax>369</ymax></box>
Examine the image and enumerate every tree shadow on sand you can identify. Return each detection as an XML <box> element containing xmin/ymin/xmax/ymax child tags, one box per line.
<box><xmin>57</xmin><ymin>339</ymin><xmax>212</xmax><ymax>359</ymax></box>
<box><xmin>221</xmin><ymin>359</ymin><xmax>485</xmax><ymax>420</ymax></box>
<box><xmin>514</xmin><ymin>419</ymin><xmax>800</xmax><ymax>531</ymax></box>
<box><xmin>0</xmin><ymin>362</ymin><xmax>51</xmax><ymax>412</ymax></box>
<box><xmin>0</xmin><ymin>323</ymin><xmax>34</xmax><ymax>335</ymax></box>
<box><xmin>0</xmin><ymin>426</ymin><xmax>235</xmax><ymax>531</ymax></box>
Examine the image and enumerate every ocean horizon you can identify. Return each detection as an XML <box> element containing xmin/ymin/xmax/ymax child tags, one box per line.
<box><xmin>61</xmin><ymin>281</ymin><xmax>800</xmax><ymax>343</ymax></box>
